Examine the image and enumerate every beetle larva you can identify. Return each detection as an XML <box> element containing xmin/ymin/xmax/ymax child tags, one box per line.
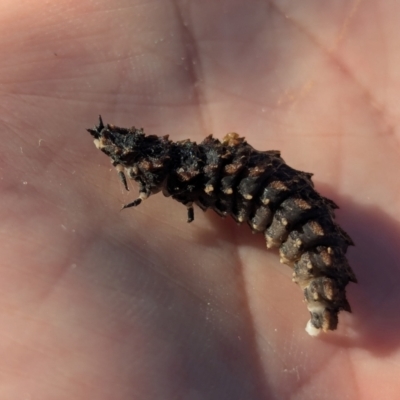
<box><xmin>87</xmin><ymin>116</ymin><xmax>357</xmax><ymax>336</ymax></box>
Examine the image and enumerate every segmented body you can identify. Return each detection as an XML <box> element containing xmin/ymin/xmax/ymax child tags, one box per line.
<box><xmin>88</xmin><ymin>117</ymin><xmax>357</xmax><ymax>336</ymax></box>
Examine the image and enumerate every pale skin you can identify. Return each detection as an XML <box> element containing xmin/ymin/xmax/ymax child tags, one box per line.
<box><xmin>1</xmin><ymin>0</ymin><xmax>399</xmax><ymax>398</ymax></box>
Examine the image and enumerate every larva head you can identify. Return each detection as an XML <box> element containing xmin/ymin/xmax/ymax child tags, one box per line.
<box><xmin>87</xmin><ymin>116</ymin><xmax>147</xmax><ymax>167</ymax></box>
<box><xmin>87</xmin><ymin>116</ymin><xmax>173</xmax><ymax>193</ymax></box>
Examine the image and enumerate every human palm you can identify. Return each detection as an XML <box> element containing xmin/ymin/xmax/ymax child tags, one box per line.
<box><xmin>1</xmin><ymin>1</ymin><xmax>399</xmax><ymax>399</ymax></box>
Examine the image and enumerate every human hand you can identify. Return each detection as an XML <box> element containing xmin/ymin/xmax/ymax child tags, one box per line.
<box><xmin>1</xmin><ymin>1</ymin><xmax>399</xmax><ymax>398</ymax></box>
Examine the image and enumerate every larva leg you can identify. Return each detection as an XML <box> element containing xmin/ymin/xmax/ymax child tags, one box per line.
<box><xmin>121</xmin><ymin>193</ymin><xmax>147</xmax><ymax>210</ymax></box>
<box><xmin>115</xmin><ymin>165</ymin><xmax>129</xmax><ymax>191</ymax></box>
<box><xmin>187</xmin><ymin>203</ymin><xmax>194</xmax><ymax>223</ymax></box>
<box><xmin>122</xmin><ymin>198</ymin><xmax>141</xmax><ymax>209</ymax></box>
<box><xmin>122</xmin><ymin>180</ymin><xmax>150</xmax><ymax>210</ymax></box>
<box><xmin>118</xmin><ymin>171</ymin><xmax>129</xmax><ymax>191</ymax></box>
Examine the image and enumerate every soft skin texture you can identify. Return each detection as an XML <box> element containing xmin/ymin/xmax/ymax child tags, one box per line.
<box><xmin>0</xmin><ymin>1</ymin><xmax>399</xmax><ymax>399</ymax></box>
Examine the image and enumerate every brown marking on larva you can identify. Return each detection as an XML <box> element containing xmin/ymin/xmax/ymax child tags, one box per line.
<box><xmin>139</xmin><ymin>160</ymin><xmax>153</xmax><ymax>171</ymax></box>
<box><xmin>87</xmin><ymin>117</ymin><xmax>357</xmax><ymax>336</ymax></box>
<box><xmin>177</xmin><ymin>139</ymin><xmax>191</xmax><ymax>144</ymax></box>
<box><xmin>225</xmin><ymin>163</ymin><xmax>242</xmax><ymax>175</ymax></box>
<box><xmin>177</xmin><ymin>167</ymin><xmax>200</xmax><ymax>181</ymax></box>
<box><xmin>295</xmin><ymin>238</ymin><xmax>302</xmax><ymax>248</ymax></box>
<box><xmin>222</xmin><ymin>132</ymin><xmax>245</xmax><ymax>146</ymax></box>
<box><xmin>151</xmin><ymin>160</ymin><xmax>165</xmax><ymax>169</ymax></box>
<box><xmin>265</xmin><ymin>233</ymin><xmax>282</xmax><ymax>249</ymax></box>
<box><xmin>249</xmin><ymin>166</ymin><xmax>267</xmax><ymax>177</ymax></box>
<box><xmin>323</xmin><ymin>279</ymin><xmax>335</xmax><ymax>301</ymax></box>
<box><xmin>309</xmin><ymin>221</ymin><xmax>324</xmax><ymax>236</ymax></box>
<box><xmin>293</xmin><ymin>198</ymin><xmax>312</xmax><ymax>210</ymax></box>
<box><xmin>269</xmin><ymin>181</ymin><xmax>289</xmax><ymax>191</ymax></box>
<box><xmin>204</xmin><ymin>164</ymin><xmax>218</xmax><ymax>174</ymax></box>
<box><xmin>204</xmin><ymin>184</ymin><xmax>214</xmax><ymax>194</ymax></box>
<box><xmin>115</xmin><ymin>164</ymin><xmax>124</xmax><ymax>173</ymax></box>
<box><xmin>223</xmin><ymin>188</ymin><xmax>233</xmax><ymax>195</ymax></box>
<box><xmin>320</xmin><ymin>248</ymin><xmax>332</xmax><ymax>266</ymax></box>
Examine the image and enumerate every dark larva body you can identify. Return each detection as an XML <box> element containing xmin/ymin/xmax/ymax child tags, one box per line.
<box><xmin>88</xmin><ymin>117</ymin><xmax>357</xmax><ymax>336</ymax></box>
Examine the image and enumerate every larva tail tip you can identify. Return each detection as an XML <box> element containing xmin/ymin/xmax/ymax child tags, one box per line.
<box><xmin>305</xmin><ymin>320</ymin><xmax>322</xmax><ymax>337</ymax></box>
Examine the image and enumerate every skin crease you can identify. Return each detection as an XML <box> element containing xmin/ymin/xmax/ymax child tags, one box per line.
<box><xmin>0</xmin><ymin>0</ymin><xmax>399</xmax><ymax>398</ymax></box>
